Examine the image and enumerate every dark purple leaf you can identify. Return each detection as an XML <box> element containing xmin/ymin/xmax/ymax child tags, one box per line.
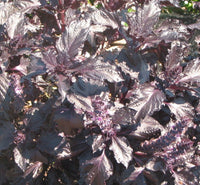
<box><xmin>0</xmin><ymin>160</ymin><xmax>9</xmax><ymax>185</ymax></box>
<box><xmin>123</xmin><ymin>166</ymin><xmax>145</xmax><ymax>184</ymax></box>
<box><xmin>52</xmin><ymin>107</ymin><xmax>83</xmax><ymax>136</ymax></box>
<box><xmin>70</xmin><ymin>77</ymin><xmax>108</xmax><ymax>97</ymax></box>
<box><xmin>112</xmin><ymin>107</ymin><xmax>136</xmax><ymax>126</ymax></box>
<box><xmin>56</xmin><ymin>18</ymin><xmax>91</xmax><ymax>59</ymax></box>
<box><xmin>122</xmin><ymin>165</ymin><xmax>146</xmax><ymax>185</ymax></box>
<box><xmin>128</xmin><ymin>84</ymin><xmax>165</xmax><ymax>122</ymax></box>
<box><xmin>42</xmin><ymin>49</ymin><xmax>58</xmax><ymax>72</ymax></box>
<box><xmin>153</xmin><ymin>17</ymin><xmax>188</xmax><ymax>44</ymax></box>
<box><xmin>28</xmin><ymin>53</ymin><xmax>46</xmax><ymax>77</ymax></box>
<box><xmin>78</xmin><ymin>57</ymin><xmax>123</xmax><ymax>83</ymax></box>
<box><xmin>68</xmin><ymin>136</ymin><xmax>89</xmax><ymax>157</ymax></box>
<box><xmin>0</xmin><ymin>73</ymin><xmax>9</xmax><ymax>102</ymax></box>
<box><xmin>146</xmin><ymin>157</ymin><xmax>165</xmax><ymax>172</ymax></box>
<box><xmin>103</xmin><ymin>0</ymin><xmax>126</xmax><ymax>11</ymax></box>
<box><xmin>130</xmin><ymin>116</ymin><xmax>164</xmax><ymax>140</ymax></box>
<box><xmin>36</xmin><ymin>8</ymin><xmax>60</xmax><ymax>33</ymax></box>
<box><xmin>81</xmin><ymin>150</ymin><xmax>113</xmax><ymax>185</ymax></box>
<box><xmin>91</xmin><ymin>8</ymin><xmax>119</xmax><ymax>29</ymax></box>
<box><xmin>46</xmin><ymin>168</ymin><xmax>71</xmax><ymax>185</ymax></box>
<box><xmin>56</xmin><ymin>138</ymin><xmax>72</xmax><ymax>159</ymax></box>
<box><xmin>115</xmin><ymin>60</ymin><xmax>139</xmax><ymax>80</ymax></box>
<box><xmin>25</xmin><ymin>98</ymin><xmax>55</xmax><ymax>132</ymax></box>
<box><xmin>0</xmin><ymin>0</ymin><xmax>41</xmax><ymax>39</ymax></box>
<box><xmin>160</xmin><ymin>0</ymin><xmax>180</xmax><ymax>7</ymax></box>
<box><xmin>0</xmin><ymin>120</ymin><xmax>14</xmax><ymax>152</ymax></box>
<box><xmin>0</xmin><ymin>1</ymin><xmax>199</xmax><ymax>184</ymax></box>
<box><xmin>133</xmin><ymin>54</ymin><xmax>149</xmax><ymax>84</ymax></box>
<box><xmin>63</xmin><ymin>8</ymin><xmax>77</xmax><ymax>26</ymax></box>
<box><xmin>56</xmin><ymin>74</ymin><xmax>71</xmax><ymax>102</ymax></box>
<box><xmin>176</xmin><ymin>58</ymin><xmax>200</xmax><ymax>86</ymax></box>
<box><xmin>196</xmin><ymin>101</ymin><xmax>200</xmax><ymax>114</ymax></box>
<box><xmin>128</xmin><ymin>0</ymin><xmax>160</xmax><ymax>38</ymax></box>
<box><xmin>117</xmin><ymin>50</ymin><xmax>149</xmax><ymax>83</ymax></box>
<box><xmin>23</xmin><ymin>161</ymin><xmax>43</xmax><ymax>179</ymax></box>
<box><xmin>13</xmin><ymin>142</ymin><xmax>48</xmax><ymax>172</ymax></box>
<box><xmin>38</xmin><ymin>0</ymin><xmax>58</xmax><ymax>6</ymax></box>
<box><xmin>13</xmin><ymin>147</ymin><xmax>29</xmax><ymax>172</ymax></box>
<box><xmin>86</xmin><ymin>135</ymin><xmax>105</xmax><ymax>154</ymax></box>
<box><xmin>60</xmin><ymin>0</ymin><xmax>82</xmax><ymax>9</ymax></box>
<box><xmin>165</xmin><ymin>42</ymin><xmax>182</xmax><ymax>77</ymax></box>
<box><xmin>165</xmin><ymin>98</ymin><xmax>194</xmax><ymax>119</ymax></box>
<box><xmin>0</xmin><ymin>24</ymin><xmax>7</xmax><ymax>42</ymax></box>
<box><xmin>109</xmin><ymin>136</ymin><xmax>132</xmax><ymax>168</ymax></box>
<box><xmin>37</xmin><ymin>131</ymin><xmax>71</xmax><ymax>158</ymax></box>
<box><xmin>188</xmin><ymin>21</ymin><xmax>200</xmax><ymax>30</ymax></box>
<box><xmin>12</xmin><ymin>55</ymin><xmax>29</xmax><ymax>75</ymax></box>
<box><xmin>67</xmin><ymin>92</ymin><xmax>93</xmax><ymax>112</ymax></box>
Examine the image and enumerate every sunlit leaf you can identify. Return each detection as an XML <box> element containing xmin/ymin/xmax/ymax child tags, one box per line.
<box><xmin>109</xmin><ymin>136</ymin><xmax>132</xmax><ymax>168</ymax></box>
<box><xmin>81</xmin><ymin>150</ymin><xmax>113</xmax><ymax>185</ymax></box>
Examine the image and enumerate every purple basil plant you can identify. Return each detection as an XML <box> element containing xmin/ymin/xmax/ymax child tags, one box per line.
<box><xmin>0</xmin><ymin>0</ymin><xmax>200</xmax><ymax>184</ymax></box>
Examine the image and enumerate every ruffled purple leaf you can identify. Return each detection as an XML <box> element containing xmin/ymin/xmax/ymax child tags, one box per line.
<box><xmin>67</xmin><ymin>78</ymin><xmax>108</xmax><ymax>111</ymax></box>
<box><xmin>115</xmin><ymin>61</ymin><xmax>139</xmax><ymax>80</ymax></box>
<box><xmin>26</xmin><ymin>99</ymin><xmax>54</xmax><ymax>132</ymax></box>
<box><xmin>23</xmin><ymin>161</ymin><xmax>43</xmax><ymax>179</ymax></box>
<box><xmin>56</xmin><ymin>18</ymin><xmax>91</xmax><ymax>60</ymax></box>
<box><xmin>0</xmin><ymin>73</ymin><xmax>10</xmax><ymax>102</ymax></box>
<box><xmin>109</xmin><ymin>136</ymin><xmax>132</xmax><ymax>168</ymax></box>
<box><xmin>151</xmin><ymin>14</ymin><xmax>188</xmax><ymax>44</ymax></box>
<box><xmin>38</xmin><ymin>0</ymin><xmax>58</xmax><ymax>6</ymax></box>
<box><xmin>42</xmin><ymin>49</ymin><xmax>58</xmax><ymax>72</ymax></box>
<box><xmin>128</xmin><ymin>0</ymin><xmax>160</xmax><ymax>38</ymax></box>
<box><xmin>13</xmin><ymin>146</ymin><xmax>29</xmax><ymax>172</ymax></box>
<box><xmin>188</xmin><ymin>21</ymin><xmax>200</xmax><ymax>30</ymax></box>
<box><xmin>70</xmin><ymin>77</ymin><xmax>108</xmax><ymax>97</ymax></box>
<box><xmin>81</xmin><ymin>150</ymin><xmax>113</xmax><ymax>185</ymax></box>
<box><xmin>160</xmin><ymin>0</ymin><xmax>180</xmax><ymax>7</ymax></box>
<box><xmin>112</xmin><ymin>107</ymin><xmax>136</xmax><ymax>126</ymax></box>
<box><xmin>130</xmin><ymin>116</ymin><xmax>164</xmax><ymax>140</ymax></box>
<box><xmin>165</xmin><ymin>42</ymin><xmax>183</xmax><ymax>79</ymax></box>
<box><xmin>116</xmin><ymin>50</ymin><xmax>149</xmax><ymax>83</ymax></box>
<box><xmin>91</xmin><ymin>8</ymin><xmax>119</xmax><ymax>29</ymax></box>
<box><xmin>176</xmin><ymin>58</ymin><xmax>200</xmax><ymax>86</ymax></box>
<box><xmin>196</xmin><ymin>101</ymin><xmax>200</xmax><ymax>114</ymax></box>
<box><xmin>145</xmin><ymin>157</ymin><xmax>165</xmax><ymax>172</ymax></box>
<box><xmin>11</xmin><ymin>55</ymin><xmax>29</xmax><ymax>75</ymax></box>
<box><xmin>165</xmin><ymin>98</ymin><xmax>194</xmax><ymax>119</ymax></box>
<box><xmin>24</xmin><ymin>54</ymin><xmax>46</xmax><ymax>81</ymax></box>
<box><xmin>0</xmin><ymin>0</ymin><xmax>41</xmax><ymax>39</ymax></box>
<box><xmin>67</xmin><ymin>92</ymin><xmax>94</xmax><ymax>112</ymax></box>
<box><xmin>86</xmin><ymin>135</ymin><xmax>105</xmax><ymax>154</ymax></box>
<box><xmin>77</xmin><ymin>57</ymin><xmax>123</xmax><ymax>83</ymax></box>
<box><xmin>13</xmin><ymin>161</ymin><xmax>43</xmax><ymax>185</ymax></box>
<box><xmin>56</xmin><ymin>74</ymin><xmax>71</xmax><ymax>102</ymax></box>
<box><xmin>37</xmin><ymin>131</ymin><xmax>71</xmax><ymax>158</ymax></box>
<box><xmin>128</xmin><ymin>84</ymin><xmax>165</xmax><ymax>122</ymax></box>
<box><xmin>35</xmin><ymin>8</ymin><xmax>60</xmax><ymax>33</ymax></box>
<box><xmin>122</xmin><ymin>165</ymin><xmax>146</xmax><ymax>185</ymax></box>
